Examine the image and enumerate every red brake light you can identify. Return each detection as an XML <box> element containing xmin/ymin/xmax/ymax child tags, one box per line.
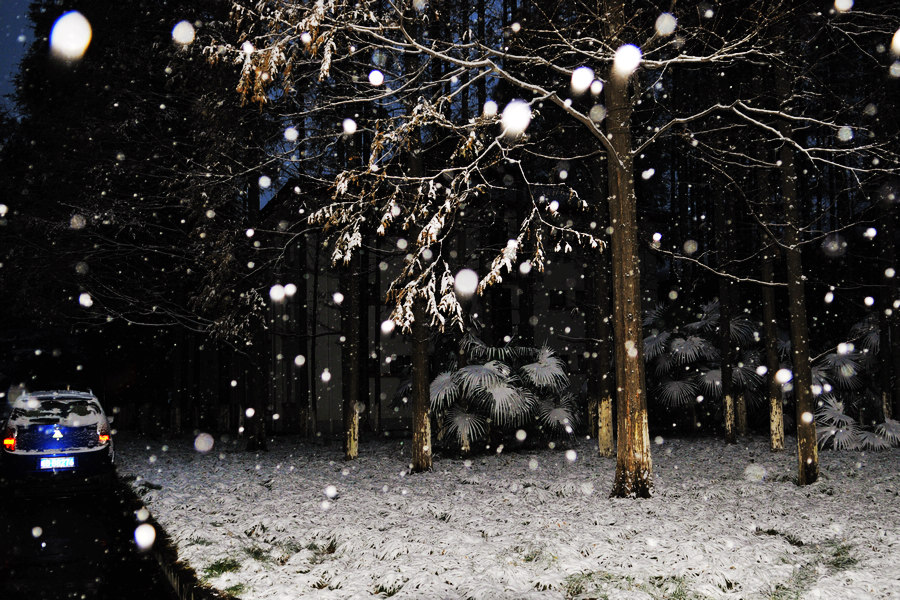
<box><xmin>3</xmin><ymin>427</ymin><xmax>15</xmax><ymax>452</ymax></box>
<box><xmin>98</xmin><ymin>422</ymin><xmax>110</xmax><ymax>445</ymax></box>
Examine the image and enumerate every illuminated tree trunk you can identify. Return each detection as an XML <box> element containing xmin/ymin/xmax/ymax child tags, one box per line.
<box><xmin>604</xmin><ymin>0</ymin><xmax>652</xmax><ymax>498</ymax></box>
<box><xmin>587</xmin><ymin>175</ymin><xmax>615</xmax><ymax>457</ymax></box>
<box><xmin>762</xmin><ymin>246</ymin><xmax>785</xmax><ymax>451</ymax></box>
<box><xmin>715</xmin><ymin>201</ymin><xmax>736</xmax><ymax>444</ymax></box>
<box><xmin>341</xmin><ymin>257</ymin><xmax>360</xmax><ymax>460</ymax></box>
<box><xmin>411</xmin><ymin>298</ymin><xmax>432</xmax><ymax>472</ymax></box>
<box><xmin>778</xmin><ymin>75</ymin><xmax>818</xmax><ymax>485</ymax></box>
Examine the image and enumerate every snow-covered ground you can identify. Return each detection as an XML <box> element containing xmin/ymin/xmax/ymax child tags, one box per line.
<box><xmin>115</xmin><ymin>433</ymin><xmax>900</xmax><ymax>600</ymax></box>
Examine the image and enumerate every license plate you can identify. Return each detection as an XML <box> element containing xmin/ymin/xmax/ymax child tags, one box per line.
<box><xmin>40</xmin><ymin>456</ymin><xmax>75</xmax><ymax>469</ymax></box>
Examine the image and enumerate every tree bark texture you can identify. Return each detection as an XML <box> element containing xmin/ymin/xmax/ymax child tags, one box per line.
<box><xmin>604</xmin><ymin>1</ymin><xmax>652</xmax><ymax>497</ymax></box>
<box><xmin>587</xmin><ymin>158</ymin><xmax>616</xmax><ymax>457</ymax></box>
<box><xmin>715</xmin><ymin>200</ymin><xmax>736</xmax><ymax>444</ymax></box>
<box><xmin>762</xmin><ymin>249</ymin><xmax>785</xmax><ymax>451</ymax></box>
<box><xmin>411</xmin><ymin>298</ymin><xmax>433</xmax><ymax>472</ymax></box>
<box><xmin>341</xmin><ymin>258</ymin><xmax>360</xmax><ymax>460</ymax></box>
<box><xmin>778</xmin><ymin>100</ymin><xmax>818</xmax><ymax>485</ymax></box>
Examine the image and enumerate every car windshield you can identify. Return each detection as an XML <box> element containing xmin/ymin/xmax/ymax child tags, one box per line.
<box><xmin>10</xmin><ymin>398</ymin><xmax>102</xmax><ymax>426</ymax></box>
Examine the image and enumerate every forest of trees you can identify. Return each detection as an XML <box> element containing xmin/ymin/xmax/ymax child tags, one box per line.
<box><xmin>1</xmin><ymin>0</ymin><xmax>899</xmax><ymax>497</ymax></box>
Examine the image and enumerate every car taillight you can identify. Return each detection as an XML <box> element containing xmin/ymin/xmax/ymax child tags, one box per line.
<box><xmin>98</xmin><ymin>421</ymin><xmax>110</xmax><ymax>445</ymax></box>
<box><xmin>3</xmin><ymin>426</ymin><xmax>15</xmax><ymax>452</ymax></box>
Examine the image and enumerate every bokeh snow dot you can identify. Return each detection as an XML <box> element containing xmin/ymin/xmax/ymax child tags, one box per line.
<box><xmin>655</xmin><ymin>13</ymin><xmax>677</xmax><ymax>36</ymax></box>
<box><xmin>245</xmin><ymin>407</ymin><xmax>255</xmax><ymax>418</ymax></box>
<box><xmin>683</xmin><ymin>239</ymin><xmax>698</xmax><ymax>255</ymax></box>
<box><xmin>775</xmin><ymin>368</ymin><xmax>793</xmax><ymax>384</ymax></box>
<box><xmin>78</xmin><ymin>293</ymin><xmax>93</xmax><ymax>308</ymax></box>
<box><xmin>50</xmin><ymin>11</ymin><xmax>92</xmax><ymax>60</ymax></box>
<box><xmin>613</xmin><ymin>44</ymin><xmax>642</xmax><ymax>77</ymax></box>
<box><xmin>194</xmin><ymin>433</ymin><xmax>214</xmax><ymax>453</ymax></box>
<box><xmin>454</xmin><ymin>268</ymin><xmax>479</xmax><ymax>298</ymax></box>
<box><xmin>501</xmin><ymin>100</ymin><xmax>532</xmax><ymax>137</ymax></box>
<box><xmin>570</xmin><ymin>66</ymin><xmax>594</xmax><ymax>94</ymax></box>
<box><xmin>342</xmin><ymin>118</ymin><xmax>357</xmax><ymax>134</ymax></box>
<box><xmin>134</xmin><ymin>523</ymin><xmax>156</xmax><ymax>550</ymax></box>
<box><xmin>743</xmin><ymin>464</ymin><xmax>767</xmax><ymax>482</ymax></box>
<box><xmin>171</xmin><ymin>21</ymin><xmax>195</xmax><ymax>45</ymax></box>
<box><xmin>324</xmin><ymin>485</ymin><xmax>338</xmax><ymax>499</ymax></box>
<box><xmin>368</xmin><ymin>69</ymin><xmax>384</xmax><ymax>86</ymax></box>
<box><xmin>834</xmin><ymin>0</ymin><xmax>853</xmax><ymax>12</ymax></box>
<box><xmin>284</xmin><ymin>127</ymin><xmax>299</xmax><ymax>142</ymax></box>
<box><xmin>483</xmin><ymin>100</ymin><xmax>499</xmax><ymax>117</ymax></box>
<box><xmin>565</xmin><ymin>449</ymin><xmax>577</xmax><ymax>462</ymax></box>
<box><xmin>294</xmin><ymin>354</ymin><xmax>306</xmax><ymax>367</ymax></box>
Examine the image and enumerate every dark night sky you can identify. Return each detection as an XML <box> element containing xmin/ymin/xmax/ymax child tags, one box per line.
<box><xmin>1</xmin><ymin>0</ymin><xmax>32</xmax><ymax>112</ymax></box>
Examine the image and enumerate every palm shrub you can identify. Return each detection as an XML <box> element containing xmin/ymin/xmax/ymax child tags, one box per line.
<box><xmin>643</xmin><ymin>300</ymin><xmax>764</xmax><ymax>420</ymax></box>
<box><xmin>813</xmin><ymin>313</ymin><xmax>900</xmax><ymax>451</ymax></box>
<box><xmin>430</xmin><ymin>333</ymin><xmax>578</xmax><ymax>453</ymax></box>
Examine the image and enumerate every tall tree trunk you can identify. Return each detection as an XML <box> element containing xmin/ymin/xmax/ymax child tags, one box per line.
<box><xmin>778</xmin><ymin>75</ymin><xmax>818</xmax><ymax>485</ymax></box>
<box><xmin>587</xmin><ymin>163</ymin><xmax>615</xmax><ymax>457</ymax></box>
<box><xmin>715</xmin><ymin>200</ymin><xmax>736</xmax><ymax>444</ymax></box>
<box><xmin>296</xmin><ymin>236</ymin><xmax>310</xmax><ymax>437</ymax></box>
<box><xmin>309</xmin><ymin>233</ymin><xmax>321</xmax><ymax>441</ymax></box>
<box><xmin>880</xmin><ymin>205</ymin><xmax>900</xmax><ymax>419</ymax></box>
<box><xmin>411</xmin><ymin>298</ymin><xmax>432</xmax><ymax>472</ymax></box>
<box><xmin>604</xmin><ymin>0</ymin><xmax>652</xmax><ymax>498</ymax></box>
<box><xmin>762</xmin><ymin>245</ymin><xmax>785</xmax><ymax>451</ymax></box>
<box><xmin>341</xmin><ymin>256</ymin><xmax>360</xmax><ymax>460</ymax></box>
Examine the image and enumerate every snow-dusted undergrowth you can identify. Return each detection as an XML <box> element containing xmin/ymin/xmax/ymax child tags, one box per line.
<box><xmin>116</xmin><ymin>435</ymin><xmax>900</xmax><ymax>599</ymax></box>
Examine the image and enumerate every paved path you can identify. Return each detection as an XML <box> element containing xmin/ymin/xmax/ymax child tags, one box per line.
<box><xmin>0</xmin><ymin>480</ymin><xmax>178</xmax><ymax>599</ymax></box>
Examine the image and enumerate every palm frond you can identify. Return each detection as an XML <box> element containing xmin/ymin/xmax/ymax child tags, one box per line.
<box><xmin>777</xmin><ymin>336</ymin><xmax>791</xmax><ymax>360</ymax></box>
<box><xmin>732</xmin><ymin>352</ymin><xmax>764</xmax><ymax>391</ymax></box>
<box><xmin>810</xmin><ymin>365</ymin><xmax>833</xmax><ymax>391</ymax></box>
<box><xmin>655</xmin><ymin>377</ymin><xmax>699</xmax><ymax>407</ymax></box>
<box><xmin>644</xmin><ymin>331</ymin><xmax>671</xmax><ymax>361</ymax></box>
<box><xmin>482</xmin><ymin>381</ymin><xmax>535</xmax><ymax>428</ymax></box>
<box><xmin>537</xmin><ymin>394</ymin><xmax>580</xmax><ymax>436</ymax></box>
<box><xmin>445</xmin><ymin>406</ymin><xmax>487</xmax><ymax>451</ymax></box>
<box><xmin>698</xmin><ymin>368</ymin><xmax>723</xmax><ymax>399</ymax></box>
<box><xmin>454</xmin><ymin>361</ymin><xmax>511</xmax><ymax>394</ymax></box>
<box><xmin>643</xmin><ymin>304</ymin><xmax>668</xmax><ymax>328</ymax></box>
<box><xmin>817</xmin><ymin>423</ymin><xmax>860</xmax><ymax>450</ymax></box>
<box><xmin>850</xmin><ymin>314</ymin><xmax>880</xmax><ymax>354</ymax></box>
<box><xmin>670</xmin><ymin>336</ymin><xmax>718</xmax><ymax>365</ymax></box>
<box><xmin>520</xmin><ymin>347</ymin><xmax>569</xmax><ymax>390</ymax></box>
<box><xmin>463</xmin><ymin>333</ymin><xmax>525</xmax><ymax>362</ymax></box>
<box><xmin>857</xmin><ymin>430</ymin><xmax>892</xmax><ymax>451</ymax></box>
<box><xmin>730</xmin><ymin>317</ymin><xmax>756</xmax><ymax>346</ymax></box>
<box><xmin>429</xmin><ymin>371</ymin><xmax>458</xmax><ymax>412</ymax></box>
<box><xmin>651</xmin><ymin>352</ymin><xmax>675</xmax><ymax>378</ymax></box>
<box><xmin>815</xmin><ymin>394</ymin><xmax>855</xmax><ymax>426</ymax></box>
<box><xmin>684</xmin><ymin>300</ymin><xmax>719</xmax><ymax>333</ymax></box>
<box><xmin>875</xmin><ymin>419</ymin><xmax>900</xmax><ymax>445</ymax></box>
<box><xmin>832</xmin><ymin>424</ymin><xmax>861</xmax><ymax>450</ymax></box>
<box><xmin>819</xmin><ymin>353</ymin><xmax>863</xmax><ymax>390</ymax></box>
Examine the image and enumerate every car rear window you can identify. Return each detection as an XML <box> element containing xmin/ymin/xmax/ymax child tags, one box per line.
<box><xmin>10</xmin><ymin>398</ymin><xmax>103</xmax><ymax>426</ymax></box>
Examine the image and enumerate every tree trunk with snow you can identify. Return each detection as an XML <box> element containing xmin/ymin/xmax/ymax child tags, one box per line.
<box><xmin>586</xmin><ymin>199</ymin><xmax>615</xmax><ymax>458</ymax></box>
<box><xmin>778</xmin><ymin>75</ymin><xmax>818</xmax><ymax>485</ymax></box>
<box><xmin>604</xmin><ymin>0</ymin><xmax>652</xmax><ymax>498</ymax></box>
<box><xmin>762</xmin><ymin>241</ymin><xmax>785</xmax><ymax>451</ymax></box>
<box><xmin>411</xmin><ymin>298</ymin><xmax>432</xmax><ymax>472</ymax></box>
<box><xmin>341</xmin><ymin>257</ymin><xmax>360</xmax><ymax>461</ymax></box>
<box><xmin>715</xmin><ymin>201</ymin><xmax>736</xmax><ymax>444</ymax></box>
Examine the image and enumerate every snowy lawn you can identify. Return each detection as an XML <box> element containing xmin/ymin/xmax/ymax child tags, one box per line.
<box><xmin>115</xmin><ymin>434</ymin><xmax>900</xmax><ymax>600</ymax></box>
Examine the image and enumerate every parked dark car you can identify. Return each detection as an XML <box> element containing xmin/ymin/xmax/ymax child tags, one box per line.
<box><xmin>1</xmin><ymin>390</ymin><xmax>115</xmax><ymax>491</ymax></box>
